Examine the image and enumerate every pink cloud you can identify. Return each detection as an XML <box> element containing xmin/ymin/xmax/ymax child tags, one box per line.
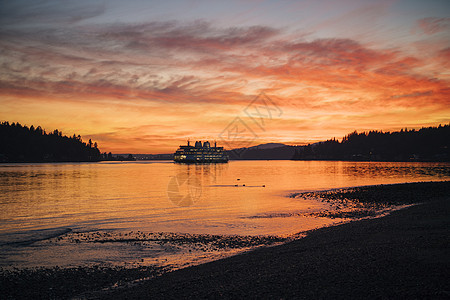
<box><xmin>417</xmin><ymin>17</ymin><xmax>450</xmax><ymax>35</ymax></box>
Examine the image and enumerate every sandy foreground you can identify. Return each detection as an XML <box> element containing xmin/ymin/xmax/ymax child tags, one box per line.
<box><xmin>1</xmin><ymin>181</ymin><xmax>449</xmax><ymax>299</ymax></box>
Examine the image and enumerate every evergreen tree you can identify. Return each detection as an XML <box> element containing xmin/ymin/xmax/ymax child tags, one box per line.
<box><xmin>293</xmin><ymin>124</ymin><xmax>450</xmax><ymax>161</ymax></box>
<box><xmin>0</xmin><ymin>121</ymin><xmax>102</xmax><ymax>162</ymax></box>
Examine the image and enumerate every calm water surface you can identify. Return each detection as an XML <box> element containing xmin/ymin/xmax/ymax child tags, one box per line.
<box><xmin>0</xmin><ymin>160</ymin><xmax>449</xmax><ymax>269</ymax></box>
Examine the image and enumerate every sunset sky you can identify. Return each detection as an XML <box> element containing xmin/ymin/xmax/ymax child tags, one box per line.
<box><xmin>1</xmin><ymin>0</ymin><xmax>449</xmax><ymax>153</ymax></box>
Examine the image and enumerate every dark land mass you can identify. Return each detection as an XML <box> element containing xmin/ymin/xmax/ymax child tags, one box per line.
<box><xmin>293</xmin><ymin>124</ymin><xmax>450</xmax><ymax>162</ymax></box>
<box><xmin>226</xmin><ymin>144</ymin><xmax>296</xmax><ymax>160</ymax></box>
<box><xmin>0</xmin><ymin>121</ymin><xmax>101</xmax><ymax>163</ymax></box>
<box><xmin>222</xmin><ymin>124</ymin><xmax>450</xmax><ymax>161</ymax></box>
<box><xmin>101</xmin><ymin>153</ymin><xmax>136</xmax><ymax>161</ymax></box>
<box><xmin>134</xmin><ymin>153</ymin><xmax>173</xmax><ymax>160</ymax></box>
<box><xmin>5</xmin><ymin>121</ymin><xmax>447</xmax><ymax>163</ymax></box>
<box><xmin>1</xmin><ymin>181</ymin><xmax>449</xmax><ymax>299</ymax></box>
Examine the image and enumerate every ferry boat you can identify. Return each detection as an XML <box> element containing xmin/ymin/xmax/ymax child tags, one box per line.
<box><xmin>174</xmin><ymin>140</ymin><xmax>229</xmax><ymax>163</ymax></box>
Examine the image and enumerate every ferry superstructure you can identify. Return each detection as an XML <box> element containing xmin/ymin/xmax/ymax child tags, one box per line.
<box><xmin>174</xmin><ymin>140</ymin><xmax>228</xmax><ymax>163</ymax></box>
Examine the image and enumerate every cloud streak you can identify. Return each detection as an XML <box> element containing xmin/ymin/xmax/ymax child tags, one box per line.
<box><xmin>417</xmin><ymin>17</ymin><xmax>450</xmax><ymax>35</ymax></box>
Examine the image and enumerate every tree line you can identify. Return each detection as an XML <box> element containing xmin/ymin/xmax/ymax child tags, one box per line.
<box><xmin>0</xmin><ymin>121</ymin><xmax>102</xmax><ymax>162</ymax></box>
<box><xmin>293</xmin><ymin>124</ymin><xmax>450</xmax><ymax>161</ymax></box>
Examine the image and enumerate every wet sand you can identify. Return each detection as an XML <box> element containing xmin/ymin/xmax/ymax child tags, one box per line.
<box><xmin>1</xmin><ymin>181</ymin><xmax>449</xmax><ymax>299</ymax></box>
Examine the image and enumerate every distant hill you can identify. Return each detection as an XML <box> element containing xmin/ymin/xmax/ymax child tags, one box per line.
<box><xmin>293</xmin><ymin>124</ymin><xmax>450</xmax><ymax>162</ymax></box>
<box><xmin>248</xmin><ymin>143</ymin><xmax>286</xmax><ymax>150</ymax></box>
<box><xmin>0</xmin><ymin>121</ymin><xmax>101</xmax><ymax>163</ymax></box>
<box><xmin>226</xmin><ymin>144</ymin><xmax>295</xmax><ymax>160</ymax></box>
<box><xmin>223</xmin><ymin>124</ymin><xmax>449</xmax><ymax>161</ymax></box>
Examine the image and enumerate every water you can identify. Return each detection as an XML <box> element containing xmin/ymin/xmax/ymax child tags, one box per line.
<box><xmin>0</xmin><ymin>160</ymin><xmax>449</xmax><ymax>269</ymax></box>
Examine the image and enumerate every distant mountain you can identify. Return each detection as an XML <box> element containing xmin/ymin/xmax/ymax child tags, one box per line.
<box><xmin>225</xmin><ymin>125</ymin><xmax>450</xmax><ymax>161</ymax></box>
<box><xmin>248</xmin><ymin>143</ymin><xmax>286</xmax><ymax>150</ymax></box>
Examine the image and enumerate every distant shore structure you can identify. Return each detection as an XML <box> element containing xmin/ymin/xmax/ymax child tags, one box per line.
<box><xmin>174</xmin><ymin>140</ymin><xmax>229</xmax><ymax>163</ymax></box>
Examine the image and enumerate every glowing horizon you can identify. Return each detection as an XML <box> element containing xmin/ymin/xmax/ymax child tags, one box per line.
<box><xmin>1</xmin><ymin>0</ymin><xmax>449</xmax><ymax>153</ymax></box>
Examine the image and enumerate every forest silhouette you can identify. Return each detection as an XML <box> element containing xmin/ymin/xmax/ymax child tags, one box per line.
<box><xmin>293</xmin><ymin>124</ymin><xmax>450</xmax><ymax>161</ymax></box>
<box><xmin>1</xmin><ymin>121</ymin><xmax>449</xmax><ymax>163</ymax></box>
<box><xmin>0</xmin><ymin>122</ymin><xmax>101</xmax><ymax>162</ymax></box>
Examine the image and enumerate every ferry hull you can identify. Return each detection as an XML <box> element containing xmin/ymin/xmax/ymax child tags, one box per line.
<box><xmin>174</xmin><ymin>158</ymin><xmax>228</xmax><ymax>163</ymax></box>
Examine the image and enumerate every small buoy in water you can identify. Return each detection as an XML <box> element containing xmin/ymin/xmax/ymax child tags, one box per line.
<box><xmin>235</xmin><ymin>184</ymin><xmax>238</xmax><ymax>186</ymax></box>
<box><xmin>243</xmin><ymin>184</ymin><xmax>245</xmax><ymax>186</ymax></box>
<box><xmin>262</xmin><ymin>185</ymin><xmax>265</xmax><ymax>187</ymax></box>
<box><xmin>237</xmin><ymin>178</ymin><xmax>240</xmax><ymax>180</ymax></box>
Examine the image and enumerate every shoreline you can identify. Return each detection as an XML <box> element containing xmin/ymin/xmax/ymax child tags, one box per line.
<box><xmin>105</xmin><ymin>181</ymin><xmax>450</xmax><ymax>299</ymax></box>
<box><xmin>1</xmin><ymin>181</ymin><xmax>449</xmax><ymax>299</ymax></box>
